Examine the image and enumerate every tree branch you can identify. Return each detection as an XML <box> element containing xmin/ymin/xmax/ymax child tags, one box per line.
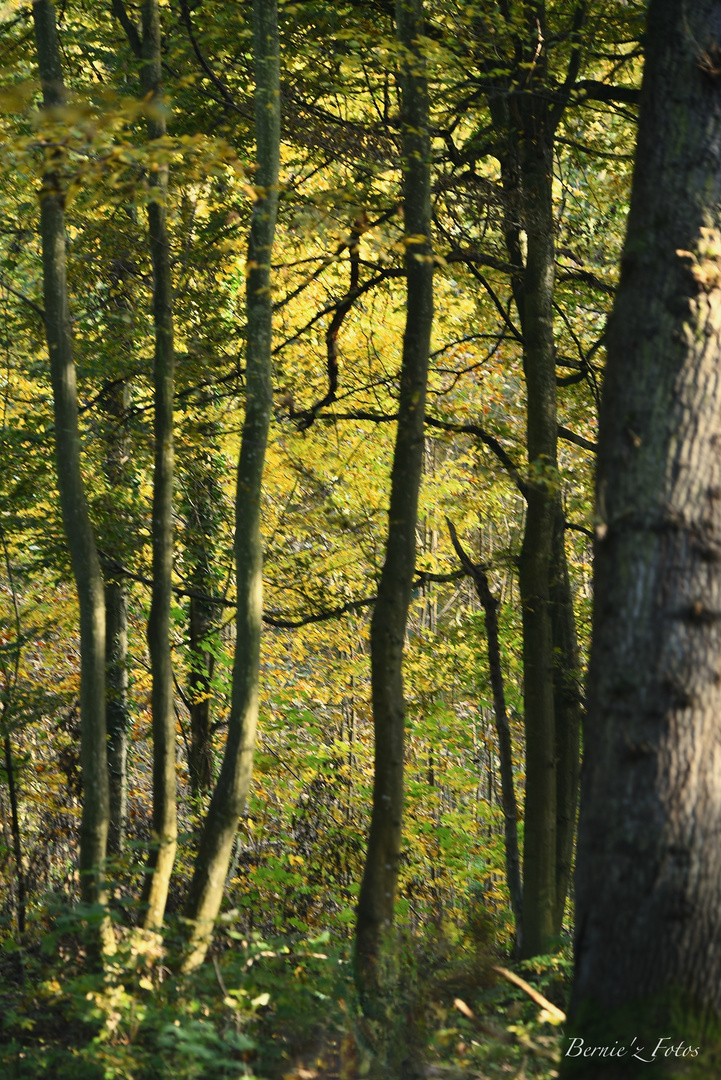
<box><xmin>558</xmin><ymin>425</ymin><xmax>597</xmax><ymax>453</ymax></box>
<box><xmin>111</xmin><ymin>0</ymin><xmax>142</xmax><ymax>58</ymax></box>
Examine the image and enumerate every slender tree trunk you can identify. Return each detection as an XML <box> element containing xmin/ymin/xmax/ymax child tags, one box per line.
<box><xmin>354</xmin><ymin>0</ymin><xmax>434</xmax><ymax>992</ymax></box>
<box><xmin>566</xmin><ymin>1</ymin><xmax>721</xmax><ymax>1066</ymax></box>
<box><xmin>516</xmin><ymin>115</ymin><xmax>558</xmax><ymax>959</ymax></box>
<box><xmin>32</xmin><ymin>0</ymin><xmax>109</xmax><ymax>909</ymax></box>
<box><xmin>188</xmin><ymin>593</ymin><xmax>213</xmax><ymax>798</ymax></box>
<box><xmin>3</xmin><ymin>738</ymin><xmax>26</xmax><ymax>936</ymax></box>
<box><xmin>138</xmin><ymin>0</ymin><xmax>178</xmax><ymax>930</ymax></box>
<box><xmin>104</xmin><ymin>380</ymin><xmax>131</xmax><ymax>856</ymax></box>
<box><xmin>181</xmin><ymin>0</ymin><xmax>280</xmax><ymax>972</ymax></box>
<box><xmin>182</xmin><ymin>443</ymin><xmax>222</xmax><ymax>800</ymax></box>
<box><xmin>447</xmin><ymin>520</ymin><xmax>523</xmax><ymax>944</ymax></box>
<box><xmin>549</xmin><ymin>507</ymin><xmax>581</xmax><ymax>936</ymax></box>
<box><xmin>1</xmin><ymin>526</ymin><xmax>26</xmax><ymax>935</ymax></box>
<box><xmin>106</xmin><ymin>576</ymin><xmax>129</xmax><ymax>855</ymax></box>
<box><xmin>490</xmin><ymin>20</ymin><xmax>584</xmax><ymax>954</ymax></box>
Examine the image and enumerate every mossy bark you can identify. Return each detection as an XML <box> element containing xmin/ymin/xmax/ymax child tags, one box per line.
<box><xmin>567</xmin><ymin>0</ymin><xmax>721</xmax><ymax>1067</ymax></box>
<box><xmin>354</xmin><ymin>0</ymin><xmax>434</xmax><ymax>992</ymax></box>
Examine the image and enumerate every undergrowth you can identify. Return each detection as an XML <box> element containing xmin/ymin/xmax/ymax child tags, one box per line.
<box><xmin>0</xmin><ymin>900</ymin><xmax>569</xmax><ymax>1079</ymax></box>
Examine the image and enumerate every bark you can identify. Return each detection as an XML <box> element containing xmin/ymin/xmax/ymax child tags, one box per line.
<box><xmin>354</xmin><ymin>0</ymin><xmax>433</xmax><ymax>992</ymax></box>
<box><xmin>566</xmin><ymin>0</ymin><xmax>721</xmax><ymax>1065</ymax></box>
<box><xmin>32</xmin><ymin>0</ymin><xmax>109</xmax><ymax>908</ymax></box>
<box><xmin>447</xmin><ymin>520</ymin><xmax>523</xmax><ymax>945</ymax></box>
<box><xmin>138</xmin><ymin>0</ymin><xmax>178</xmax><ymax>930</ymax></box>
<box><xmin>181</xmin><ymin>0</ymin><xmax>280</xmax><ymax>972</ymax></box>
<box><xmin>516</xmin><ymin>108</ymin><xmax>558</xmax><ymax>960</ymax></box>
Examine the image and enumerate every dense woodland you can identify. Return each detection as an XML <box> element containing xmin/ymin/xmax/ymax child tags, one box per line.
<box><xmin>1</xmin><ymin>0</ymin><xmax>720</xmax><ymax>1077</ymax></box>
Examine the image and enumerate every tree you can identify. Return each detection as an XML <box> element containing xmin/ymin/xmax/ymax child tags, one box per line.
<box><xmin>31</xmin><ymin>0</ymin><xmax>109</xmax><ymax>913</ymax></box>
<box><xmin>566</xmin><ymin>0</ymin><xmax>721</xmax><ymax>1067</ymax></box>
<box><xmin>111</xmin><ymin>0</ymin><xmax>180</xmax><ymax>930</ymax></box>
<box><xmin>354</xmin><ymin>0</ymin><xmax>434</xmax><ymax>990</ymax></box>
<box><xmin>181</xmin><ymin>0</ymin><xmax>281</xmax><ymax>971</ymax></box>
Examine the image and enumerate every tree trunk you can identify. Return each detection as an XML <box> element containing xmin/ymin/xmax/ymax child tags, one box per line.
<box><xmin>516</xmin><ymin>112</ymin><xmax>558</xmax><ymax>959</ymax></box>
<box><xmin>106</xmin><ymin>576</ymin><xmax>129</xmax><ymax>855</ymax></box>
<box><xmin>3</xmin><ymin>738</ymin><xmax>26</xmax><ymax>936</ymax></box>
<box><xmin>566</xmin><ymin>0</ymin><xmax>721</xmax><ymax>1066</ymax></box>
<box><xmin>138</xmin><ymin>0</ymin><xmax>178</xmax><ymax>931</ymax></box>
<box><xmin>494</xmin><ymin>75</ymin><xmax>582</xmax><ymax>955</ymax></box>
<box><xmin>104</xmin><ymin>379</ymin><xmax>131</xmax><ymax>856</ymax></box>
<box><xmin>32</xmin><ymin>0</ymin><xmax>109</xmax><ymax>909</ymax></box>
<box><xmin>447</xmin><ymin>520</ymin><xmax>523</xmax><ymax>945</ymax></box>
<box><xmin>354</xmin><ymin>0</ymin><xmax>433</xmax><ymax>992</ymax></box>
<box><xmin>181</xmin><ymin>0</ymin><xmax>280</xmax><ymax>972</ymax></box>
<box><xmin>182</xmin><ymin>442</ymin><xmax>223</xmax><ymax>800</ymax></box>
<box><xmin>549</xmin><ymin>507</ymin><xmax>581</xmax><ymax>936</ymax></box>
<box><xmin>188</xmin><ymin>593</ymin><xmax>214</xmax><ymax>798</ymax></box>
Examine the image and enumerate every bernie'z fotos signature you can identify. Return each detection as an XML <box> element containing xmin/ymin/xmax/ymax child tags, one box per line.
<box><xmin>565</xmin><ymin>1037</ymin><xmax>700</xmax><ymax>1062</ymax></box>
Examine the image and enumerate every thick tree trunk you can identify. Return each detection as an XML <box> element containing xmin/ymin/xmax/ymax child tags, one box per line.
<box><xmin>138</xmin><ymin>0</ymin><xmax>178</xmax><ymax>931</ymax></box>
<box><xmin>181</xmin><ymin>0</ymin><xmax>280</xmax><ymax>972</ymax></box>
<box><xmin>354</xmin><ymin>0</ymin><xmax>433</xmax><ymax>992</ymax></box>
<box><xmin>516</xmin><ymin>118</ymin><xmax>558</xmax><ymax>959</ymax></box>
<box><xmin>566</xmin><ymin>0</ymin><xmax>721</xmax><ymax>1067</ymax></box>
<box><xmin>32</xmin><ymin>0</ymin><xmax>109</xmax><ymax>909</ymax></box>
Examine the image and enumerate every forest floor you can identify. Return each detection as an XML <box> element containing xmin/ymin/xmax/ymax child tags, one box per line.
<box><xmin>0</xmin><ymin>909</ymin><xmax>568</xmax><ymax>1079</ymax></box>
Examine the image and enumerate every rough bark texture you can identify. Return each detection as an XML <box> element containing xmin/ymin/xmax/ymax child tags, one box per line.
<box><xmin>138</xmin><ymin>0</ymin><xmax>178</xmax><ymax>931</ymax></box>
<box><xmin>32</xmin><ymin>0</ymin><xmax>109</xmax><ymax>907</ymax></box>
<box><xmin>566</xmin><ymin>0</ymin><xmax>721</xmax><ymax>1068</ymax></box>
<box><xmin>181</xmin><ymin>0</ymin><xmax>280</xmax><ymax>972</ymax></box>
<box><xmin>354</xmin><ymin>0</ymin><xmax>433</xmax><ymax>991</ymax></box>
